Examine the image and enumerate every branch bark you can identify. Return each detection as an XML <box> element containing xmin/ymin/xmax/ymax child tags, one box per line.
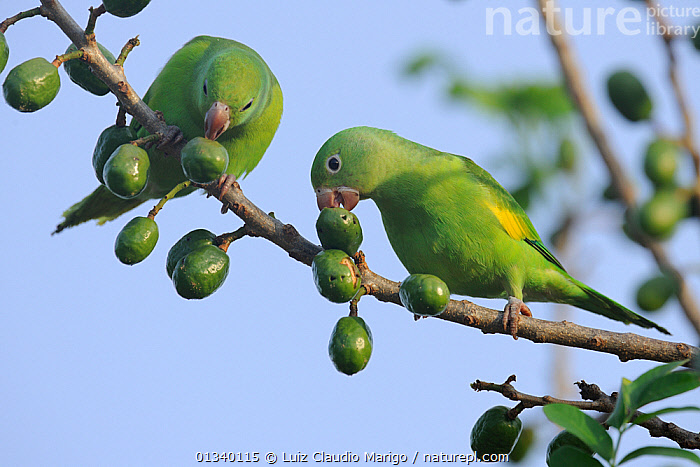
<box><xmin>537</xmin><ymin>0</ymin><xmax>700</xmax><ymax>336</ymax></box>
<box><xmin>37</xmin><ymin>0</ymin><xmax>699</xmax><ymax>367</ymax></box>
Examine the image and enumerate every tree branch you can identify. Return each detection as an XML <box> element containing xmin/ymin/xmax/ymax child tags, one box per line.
<box><xmin>39</xmin><ymin>0</ymin><xmax>185</xmax><ymax>157</ymax></box>
<box><xmin>537</xmin><ymin>0</ymin><xmax>700</xmax><ymax>336</ymax></box>
<box><xmin>205</xmin><ymin>182</ymin><xmax>700</xmax><ymax>368</ymax></box>
<box><xmin>471</xmin><ymin>376</ymin><xmax>700</xmax><ymax>449</ymax></box>
<box><xmin>38</xmin><ymin>0</ymin><xmax>699</xmax><ymax>367</ymax></box>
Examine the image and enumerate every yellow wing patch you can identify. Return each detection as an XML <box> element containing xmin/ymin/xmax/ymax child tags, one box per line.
<box><xmin>484</xmin><ymin>201</ymin><xmax>531</xmax><ymax>241</ymax></box>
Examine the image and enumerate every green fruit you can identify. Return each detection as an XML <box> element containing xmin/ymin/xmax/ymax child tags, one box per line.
<box><xmin>508</xmin><ymin>426</ymin><xmax>535</xmax><ymax>463</ymax></box>
<box><xmin>166</xmin><ymin>229</ymin><xmax>217</xmax><ymax>278</ymax></box>
<box><xmin>606</xmin><ymin>70</ymin><xmax>652</xmax><ymax>122</ymax></box>
<box><xmin>3</xmin><ymin>57</ymin><xmax>60</xmax><ymax>112</ymax></box>
<box><xmin>556</xmin><ymin>138</ymin><xmax>577</xmax><ymax>173</ymax></box>
<box><xmin>92</xmin><ymin>125</ymin><xmax>137</xmax><ymax>184</ymax></box>
<box><xmin>312</xmin><ymin>249</ymin><xmax>362</xmax><ymax>303</ymax></box>
<box><xmin>399</xmin><ymin>274</ymin><xmax>450</xmax><ymax>317</ymax></box>
<box><xmin>636</xmin><ymin>274</ymin><xmax>676</xmax><ymax>312</ymax></box>
<box><xmin>0</xmin><ymin>32</ymin><xmax>9</xmax><ymax>74</ymax></box>
<box><xmin>328</xmin><ymin>316</ymin><xmax>373</xmax><ymax>375</ymax></box>
<box><xmin>114</xmin><ymin>216</ymin><xmax>158</xmax><ymax>265</ymax></box>
<box><xmin>102</xmin><ymin>0</ymin><xmax>151</xmax><ymax>17</ymax></box>
<box><xmin>470</xmin><ymin>406</ymin><xmax>522</xmax><ymax>455</ymax></box>
<box><xmin>546</xmin><ymin>430</ymin><xmax>595</xmax><ymax>466</ymax></box>
<box><xmin>316</xmin><ymin>207</ymin><xmax>363</xmax><ymax>255</ymax></box>
<box><xmin>63</xmin><ymin>42</ymin><xmax>115</xmax><ymax>96</ymax></box>
<box><xmin>172</xmin><ymin>245</ymin><xmax>230</xmax><ymax>300</ymax></box>
<box><xmin>180</xmin><ymin>136</ymin><xmax>229</xmax><ymax>183</ymax></box>
<box><xmin>644</xmin><ymin>139</ymin><xmax>678</xmax><ymax>188</ymax></box>
<box><xmin>103</xmin><ymin>143</ymin><xmax>150</xmax><ymax>199</ymax></box>
<box><xmin>638</xmin><ymin>189</ymin><xmax>689</xmax><ymax>239</ymax></box>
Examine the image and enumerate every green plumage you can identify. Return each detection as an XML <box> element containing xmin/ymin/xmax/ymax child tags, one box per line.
<box><xmin>55</xmin><ymin>36</ymin><xmax>282</xmax><ymax>233</ymax></box>
<box><xmin>311</xmin><ymin>127</ymin><xmax>669</xmax><ymax>335</ymax></box>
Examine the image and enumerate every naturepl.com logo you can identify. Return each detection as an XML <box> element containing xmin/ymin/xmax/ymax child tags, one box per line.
<box><xmin>485</xmin><ymin>2</ymin><xmax>700</xmax><ymax>37</ymax></box>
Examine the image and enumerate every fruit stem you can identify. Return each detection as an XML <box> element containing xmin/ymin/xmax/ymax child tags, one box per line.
<box><xmin>148</xmin><ymin>181</ymin><xmax>192</xmax><ymax>219</ymax></box>
<box><xmin>116</xmin><ymin>105</ymin><xmax>127</xmax><ymax>127</ymax></box>
<box><xmin>52</xmin><ymin>49</ymin><xmax>84</xmax><ymax>67</ymax></box>
<box><xmin>215</xmin><ymin>226</ymin><xmax>247</xmax><ymax>253</ymax></box>
<box><xmin>507</xmin><ymin>402</ymin><xmax>526</xmax><ymax>420</ymax></box>
<box><xmin>0</xmin><ymin>7</ymin><xmax>42</xmax><ymax>34</ymax></box>
<box><xmin>349</xmin><ymin>286</ymin><xmax>367</xmax><ymax>317</ymax></box>
<box><xmin>84</xmin><ymin>4</ymin><xmax>106</xmax><ymax>37</ymax></box>
<box><xmin>130</xmin><ymin>134</ymin><xmax>160</xmax><ymax>147</ymax></box>
<box><xmin>115</xmin><ymin>36</ymin><xmax>140</xmax><ymax>68</ymax></box>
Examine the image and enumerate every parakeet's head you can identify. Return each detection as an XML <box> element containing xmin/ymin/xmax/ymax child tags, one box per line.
<box><xmin>198</xmin><ymin>49</ymin><xmax>273</xmax><ymax>141</ymax></box>
<box><xmin>311</xmin><ymin>127</ymin><xmax>397</xmax><ymax>211</ymax></box>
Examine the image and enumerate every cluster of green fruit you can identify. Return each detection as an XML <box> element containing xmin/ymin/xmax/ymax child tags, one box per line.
<box><xmin>1</xmin><ymin>1</ymin><xmax>151</xmax><ymax>112</ymax></box>
<box><xmin>312</xmin><ymin>207</ymin><xmax>451</xmax><ymax>376</ymax></box>
<box><xmin>115</xmin><ymin>220</ymin><xmax>230</xmax><ymax>299</ymax></box>
<box><xmin>605</xmin><ymin>69</ymin><xmax>690</xmax><ymax>313</ymax></box>
<box><xmin>312</xmin><ymin>207</ymin><xmax>370</xmax><ymax>376</ymax></box>
<box><xmin>105</xmin><ymin>135</ymin><xmax>233</xmax><ymax>299</ymax></box>
<box><xmin>469</xmin><ymin>406</ymin><xmax>594</xmax><ymax>465</ymax></box>
<box><xmin>95</xmin><ymin>130</ymin><xmax>229</xmax><ymax>204</ymax></box>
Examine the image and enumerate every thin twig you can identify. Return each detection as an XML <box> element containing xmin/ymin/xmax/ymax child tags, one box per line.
<box><xmin>471</xmin><ymin>376</ymin><xmax>700</xmax><ymax>449</ymax></box>
<box><xmin>115</xmin><ymin>36</ymin><xmax>139</xmax><ymax>67</ymax></box>
<box><xmin>537</xmin><ymin>0</ymin><xmax>700</xmax><ymax>335</ymax></box>
<box><xmin>85</xmin><ymin>4</ymin><xmax>106</xmax><ymax>37</ymax></box>
<box><xmin>0</xmin><ymin>7</ymin><xmax>42</xmax><ymax>33</ymax></box>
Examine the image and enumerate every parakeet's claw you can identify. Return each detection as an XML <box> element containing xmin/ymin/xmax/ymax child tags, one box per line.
<box><xmin>155</xmin><ymin>125</ymin><xmax>185</xmax><ymax>154</ymax></box>
<box><xmin>217</xmin><ymin>174</ymin><xmax>237</xmax><ymax>213</ymax></box>
<box><xmin>503</xmin><ymin>296</ymin><xmax>532</xmax><ymax>340</ymax></box>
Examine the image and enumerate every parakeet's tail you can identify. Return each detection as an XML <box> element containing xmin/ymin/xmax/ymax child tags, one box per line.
<box><xmin>569</xmin><ymin>277</ymin><xmax>670</xmax><ymax>335</ymax></box>
<box><xmin>53</xmin><ymin>185</ymin><xmax>146</xmax><ymax>234</ymax></box>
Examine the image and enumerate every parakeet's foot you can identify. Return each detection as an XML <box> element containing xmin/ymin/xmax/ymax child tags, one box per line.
<box><xmin>155</xmin><ymin>125</ymin><xmax>185</xmax><ymax>156</ymax></box>
<box><xmin>503</xmin><ymin>296</ymin><xmax>532</xmax><ymax>340</ymax></box>
<box><xmin>217</xmin><ymin>174</ymin><xmax>237</xmax><ymax>213</ymax></box>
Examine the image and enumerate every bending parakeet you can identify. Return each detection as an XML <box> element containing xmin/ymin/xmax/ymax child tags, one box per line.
<box><xmin>311</xmin><ymin>127</ymin><xmax>670</xmax><ymax>338</ymax></box>
<box><xmin>54</xmin><ymin>35</ymin><xmax>282</xmax><ymax>233</ymax></box>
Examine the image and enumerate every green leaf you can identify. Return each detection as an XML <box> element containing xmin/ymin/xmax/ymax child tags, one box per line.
<box><xmin>619</xmin><ymin>446</ymin><xmax>700</xmax><ymax>465</ymax></box>
<box><xmin>606</xmin><ymin>377</ymin><xmax>633</xmax><ymax>429</ymax></box>
<box><xmin>543</xmin><ymin>404</ymin><xmax>613</xmax><ymax>461</ymax></box>
<box><xmin>549</xmin><ymin>446</ymin><xmax>604</xmax><ymax>467</ymax></box>
<box><xmin>634</xmin><ymin>370</ymin><xmax>700</xmax><ymax>410</ymax></box>
<box><xmin>607</xmin><ymin>361</ymin><xmax>691</xmax><ymax>428</ymax></box>
<box><xmin>632</xmin><ymin>405</ymin><xmax>700</xmax><ymax>425</ymax></box>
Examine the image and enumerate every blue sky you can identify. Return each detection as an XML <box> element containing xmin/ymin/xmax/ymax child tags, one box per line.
<box><xmin>2</xmin><ymin>1</ymin><xmax>699</xmax><ymax>465</ymax></box>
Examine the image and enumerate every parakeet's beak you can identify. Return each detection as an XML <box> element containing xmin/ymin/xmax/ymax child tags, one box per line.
<box><xmin>204</xmin><ymin>101</ymin><xmax>231</xmax><ymax>140</ymax></box>
<box><xmin>316</xmin><ymin>187</ymin><xmax>360</xmax><ymax>211</ymax></box>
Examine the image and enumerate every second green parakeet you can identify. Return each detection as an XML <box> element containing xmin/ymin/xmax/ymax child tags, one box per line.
<box><xmin>54</xmin><ymin>35</ymin><xmax>282</xmax><ymax>233</ymax></box>
<box><xmin>310</xmin><ymin>127</ymin><xmax>669</xmax><ymax>337</ymax></box>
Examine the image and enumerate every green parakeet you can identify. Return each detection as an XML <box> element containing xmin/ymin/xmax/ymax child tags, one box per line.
<box><xmin>311</xmin><ymin>127</ymin><xmax>670</xmax><ymax>337</ymax></box>
<box><xmin>54</xmin><ymin>35</ymin><xmax>282</xmax><ymax>233</ymax></box>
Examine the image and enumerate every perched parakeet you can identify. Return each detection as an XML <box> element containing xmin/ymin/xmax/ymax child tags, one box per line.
<box><xmin>54</xmin><ymin>35</ymin><xmax>282</xmax><ymax>233</ymax></box>
<box><xmin>311</xmin><ymin>127</ymin><xmax>670</xmax><ymax>337</ymax></box>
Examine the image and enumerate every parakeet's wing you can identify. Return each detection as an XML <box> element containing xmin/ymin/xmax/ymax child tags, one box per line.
<box><xmin>458</xmin><ymin>155</ymin><xmax>566</xmax><ymax>271</ymax></box>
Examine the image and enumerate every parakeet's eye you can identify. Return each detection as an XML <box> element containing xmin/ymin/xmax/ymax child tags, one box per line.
<box><xmin>326</xmin><ymin>153</ymin><xmax>341</xmax><ymax>174</ymax></box>
<box><xmin>203</xmin><ymin>79</ymin><xmax>208</xmax><ymax>96</ymax></box>
<box><xmin>240</xmin><ymin>98</ymin><xmax>254</xmax><ymax>112</ymax></box>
